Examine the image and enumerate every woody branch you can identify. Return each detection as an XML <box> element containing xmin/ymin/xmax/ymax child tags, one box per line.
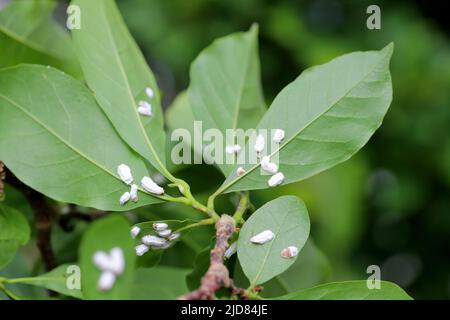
<box><xmin>179</xmin><ymin>214</ymin><xmax>245</xmax><ymax>300</ymax></box>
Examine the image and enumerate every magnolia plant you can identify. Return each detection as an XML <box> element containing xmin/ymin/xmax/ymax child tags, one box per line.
<box><xmin>0</xmin><ymin>0</ymin><xmax>411</xmax><ymax>300</ymax></box>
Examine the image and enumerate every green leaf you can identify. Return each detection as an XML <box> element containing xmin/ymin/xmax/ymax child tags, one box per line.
<box><xmin>188</xmin><ymin>24</ymin><xmax>266</xmax><ymax>175</ymax></box>
<box><xmin>0</xmin><ymin>204</ymin><xmax>30</xmax><ymax>270</ymax></box>
<box><xmin>261</xmin><ymin>240</ymin><xmax>332</xmax><ymax>297</ymax></box>
<box><xmin>220</xmin><ymin>44</ymin><xmax>394</xmax><ymax>193</ymax></box>
<box><xmin>166</xmin><ymin>91</ymin><xmax>202</xmax><ymax>164</ymax></box>
<box><xmin>72</xmin><ymin>0</ymin><xmax>167</xmax><ymax>176</ymax></box>
<box><xmin>0</xmin><ymin>0</ymin><xmax>80</xmax><ymax>76</ymax></box>
<box><xmin>0</xmin><ymin>65</ymin><xmax>162</xmax><ymax>211</ymax></box>
<box><xmin>131</xmin><ymin>266</ymin><xmax>190</xmax><ymax>299</ymax></box>
<box><xmin>237</xmin><ymin>196</ymin><xmax>310</xmax><ymax>286</ymax></box>
<box><xmin>79</xmin><ymin>215</ymin><xmax>135</xmax><ymax>299</ymax></box>
<box><xmin>277</xmin><ymin>281</ymin><xmax>412</xmax><ymax>300</ymax></box>
<box><xmin>6</xmin><ymin>264</ymin><xmax>83</xmax><ymax>299</ymax></box>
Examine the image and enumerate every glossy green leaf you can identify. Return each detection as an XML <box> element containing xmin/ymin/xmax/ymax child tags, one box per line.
<box><xmin>0</xmin><ymin>204</ymin><xmax>30</xmax><ymax>270</ymax></box>
<box><xmin>188</xmin><ymin>24</ymin><xmax>266</xmax><ymax>175</ymax></box>
<box><xmin>131</xmin><ymin>266</ymin><xmax>190</xmax><ymax>299</ymax></box>
<box><xmin>6</xmin><ymin>264</ymin><xmax>83</xmax><ymax>299</ymax></box>
<box><xmin>0</xmin><ymin>0</ymin><xmax>80</xmax><ymax>76</ymax></box>
<box><xmin>277</xmin><ymin>281</ymin><xmax>412</xmax><ymax>300</ymax></box>
<box><xmin>261</xmin><ymin>240</ymin><xmax>332</xmax><ymax>297</ymax></box>
<box><xmin>0</xmin><ymin>65</ymin><xmax>161</xmax><ymax>211</ymax></box>
<box><xmin>220</xmin><ymin>44</ymin><xmax>394</xmax><ymax>193</ymax></box>
<box><xmin>72</xmin><ymin>0</ymin><xmax>167</xmax><ymax>176</ymax></box>
<box><xmin>237</xmin><ymin>196</ymin><xmax>310</xmax><ymax>286</ymax></box>
<box><xmin>79</xmin><ymin>215</ymin><xmax>135</xmax><ymax>299</ymax></box>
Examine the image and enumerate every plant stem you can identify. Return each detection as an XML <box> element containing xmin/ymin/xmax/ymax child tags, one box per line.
<box><xmin>179</xmin><ymin>215</ymin><xmax>238</xmax><ymax>300</ymax></box>
<box><xmin>174</xmin><ymin>218</ymin><xmax>215</xmax><ymax>233</ymax></box>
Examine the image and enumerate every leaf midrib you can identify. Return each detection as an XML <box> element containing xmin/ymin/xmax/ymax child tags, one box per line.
<box><xmin>0</xmin><ymin>92</ymin><xmax>119</xmax><ymax>182</ymax></box>
<box><xmin>230</xmin><ymin>33</ymin><xmax>255</xmax><ymax>131</ymax></box>
<box><xmin>97</xmin><ymin>1</ymin><xmax>165</xmax><ymax>172</ymax></box>
<box><xmin>219</xmin><ymin>50</ymin><xmax>390</xmax><ymax>193</ymax></box>
<box><xmin>250</xmin><ymin>208</ymin><xmax>290</xmax><ymax>287</ymax></box>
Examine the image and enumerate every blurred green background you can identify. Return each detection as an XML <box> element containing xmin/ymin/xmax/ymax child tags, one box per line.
<box><xmin>1</xmin><ymin>0</ymin><xmax>449</xmax><ymax>299</ymax></box>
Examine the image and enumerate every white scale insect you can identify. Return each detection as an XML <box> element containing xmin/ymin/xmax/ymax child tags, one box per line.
<box><xmin>224</xmin><ymin>242</ymin><xmax>237</xmax><ymax>259</ymax></box>
<box><xmin>280</xmin><ymin>246</ymin><xmax>299</xmax><ymax>259</ymax></box>
<box><xmin>93</xmin><ymin>247</ymin><xmax>125</xmax><ymax>292</ymax></box>
<box><xmin>268</xmin><ymin>172</ymin><xmax>285</xmax><ymax>187</ymax></box>
<box><xmin>130</xmin><ymin>226</ymin><xmax>141</xmax><ymax>239</ymax></box>
<box><xmin>236</xmin><ymin>167</ymin><xmax>246</xmax><ymax>176</ymax></box>
<box><xmin>250</xmin><ymin>230</ymin><xmax>275</xmax><ymax>244</ymax></box>
<box><xmin>135</xmin><ymin>244</ymin><xmax>149</xmax><ymax>257</ymax></box>
<box><xmin>273</xmin><ymin>129</ymin><xmax>285</xmax><ymax>143</ymax></box>
<box><xmin>117</xmin><ymin>164</ymin><xmax>133</xmax><ymax>185</ymax></box>
<box><xmin>254</xmin><ymin>134</ymin><xmax>265</xmax><ymax>154</ymax></box>
<box><xmin>260</xmin><ymin>156</ymin><xmax>278</xmax><ymax>174</ymax></box>
<box><xmin>142</xmin><ymin>235</ymin><xmax>168</xmax><ymax>247</ymax></box>
<box><xmin>137</xmin><ymin>101</ymin><xmax>152</xmax><ymax>116</ymax></box>
<box><xmin>130</xmin><ymin>184</ymin><xmax>139</xmax><ymax>202</ymax></box>
<box><xmin>141</xmin><ymin>176</ymin><xmax>164</xmax><ymax>195</ymax></box>
<box><xmin>225</xmin><ymin>144</ymin><xmax>241</xmax><ymax>155</ymax></box>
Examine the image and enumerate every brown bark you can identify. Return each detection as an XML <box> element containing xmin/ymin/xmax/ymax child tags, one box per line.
<box><xmin>179</xmin><ymin>214</ymin><xmax>241</xmax><ymax>300</ymax></box>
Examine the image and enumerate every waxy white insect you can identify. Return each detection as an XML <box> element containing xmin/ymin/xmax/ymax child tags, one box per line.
<box><xmin>225</xmin><ymin>144</ymin><xmax>241</xmax><ymax>155</ymax></box>
<box><xmin>261</xmin><ymin>156</ymin><xmax>278</xmax><ymax>174</ymax></box>
<box><xmin>130</xmin><ymin>226</ymin><xmax>141</xmax><ymax>239</ymax></box>
<box><xmin>168</xmin><ymin>233</ymin><xmax>180</xmax><ymax>241</ymax></box>
<box><xmin>280</xmin><ymin>246</ymin><xmax>299</xmax><ymax>259</ymax></box>
<box><xmin>236</xmin><ymin>167</ymin><xmax>246</xmax><ymax>176</ymax></box>
<box><xmin>93</xmin><ymin>247</ymin><xmax>125</xmax><ymax>292</ymax></box>
<box><xmin>145</xmin><ymin>87</ymin><xmax>154</xmax><ymax>98</ymax></box>
<box><xmin>268</xmin><ymin>172</ymin><xmax>285</xmax><ymax>187</ymax></box>
<box><xmin>137</xmin><ymin>101</ymin><xmax>152</xmax><ymax>116</ymax></box>
<box><xmin>158</xmin><ymin>229</ymin><xmax>172</xmax><ymax>237</ymax></box>
<box><xmin>97</xmin><ymin>271</ymin><xmax>116</xmax><ymax>292</ymax></box>
<box><xmin>153</xmin><ymin>222</ymin><xmax>168</xmax><ymax>231</ymax></box>
<box><xmin>273</xmin><ymin>129</ymin><xmax>285</xmax><ymax>143</ymax></box>
<box><xmin>224</xmin><ymin>242</ymin><xmax>237</xmax><ymax>259</ymax></box>
<box><xmin>117</xmin><ymin>164</ymin><xmax>133</xmax><ymax>185</ymax></box>
<box><xmin>130</xmin><ymin>184</ymin><xmax>139</xmax><ymax>202</ymax></box>
<box><xmin>119</xmin><ymin>191</ymin><xmax>131</xmax><ymax>205</ymax></box>
<box><xmin>250</xmin><ymin>230</ymin><xmax>275</xmax><ymax>244</ymax></box>
<box><xmin>93</xmin><ymin>248</ymin><xmax>125</xmax><ymax>275</ymax></box>
<box><xmin>135</xmin><ymin>244</ymin><xmax>149</xmax><ymax>256</ymax></box>
<box><xmin>254</xmin><ymin>134</ymin><xmax>265</xmax><ymax>153</ymax></box>
<box><xmin>142</xmin><ymin>235</ymin><xmax>168</xmax><ymax>247</ymax></box>
<box><xmin>109</xmin><ymin>247</ymin><xmax>125</xmax><ymax>275</ymax></box>
<box><xmin>93</xmin><ymin>251</ymin><xmax>112</xmax><ymax>271</ymax></box>
<box><xmin>141</xmin><ymin>176</ymin><xmax>164</xmax><ymax>195</ymax></box>
<box><xmin>154</xmin><ymin>241</ymin><xmax>171</xmax><ymax>250</ymax></box>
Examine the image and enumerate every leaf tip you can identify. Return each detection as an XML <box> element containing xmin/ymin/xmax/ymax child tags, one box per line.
<box><xmin>382</xmin><ymin>42</ymin><xmax>395</xmax><ymax>57</ymax></box>
<box><xmin>249</xmin><ymin>23</ymin><xmax>259</xmax><ymax>36</ymax></box>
